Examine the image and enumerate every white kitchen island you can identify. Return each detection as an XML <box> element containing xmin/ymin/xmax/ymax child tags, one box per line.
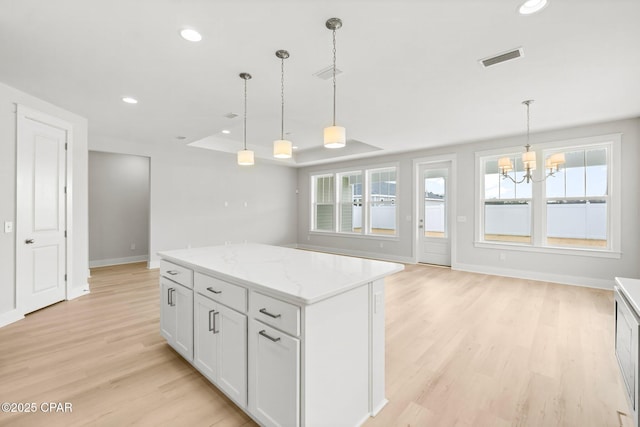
<box><xmin>157</xmin><ymin>244</ymin><xmax>404</xmax><ymax>427</ymax></box>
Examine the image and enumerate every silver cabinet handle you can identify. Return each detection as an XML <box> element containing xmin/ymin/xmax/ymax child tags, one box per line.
<box><xmin>166</xmin><ymin>270</ymin><xmax>179</xmax><ymax>276</ymax></box>
<box><xmin>168</xmin><ymin>288</ymin><xmax>176</xmax><ymax>306</ymax></box>
<box><xmin>206</xmin><ymin>287</ymin><xmax>222</xmax><ymax>294</ymax></box>
<box><xmin>259</xmin><ymin>308</ymin><xmax>281</xmax><ymax>319</ymax></box>
<box><xmin>213</xmin><ymin>311</ymin><xmax>219</xmax><ymax>334</ymax></box>
<box><xmin>208</xmin><ymin>310</ymin><xmax>216</xmax><ymax>332</ymax></box>
<box><xmin>259</xmin><ymin>330</ymin><xmax>280</xmax><ymax>342</ymax></box>
<box><xmin>25</xmin><ymin>239</ymin><xmax>34</xmax><ymax>244</ymax></box>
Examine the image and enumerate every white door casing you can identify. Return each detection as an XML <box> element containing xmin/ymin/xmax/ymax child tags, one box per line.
<box><xmin>16</xmin><ymin>105</ymin><xmax>72</xmax><ymax>314</ymax></box>
<box><xmin>418</xmin><ymin>162</ymin><xmax>451</xmax><ymax>266</ymax></box>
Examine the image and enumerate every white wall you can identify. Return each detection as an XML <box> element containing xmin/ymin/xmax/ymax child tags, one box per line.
<box><xmin>89</xmin><ymin>136</ymin><xmax>298</xmax><ymax>267</ymax></box>
<box><xmin>297</xmin><ymin>117</ymin><xmax>640</xmax><ymax>288</ymax></box>
<box><xmin>0</xmin><ymin>81</ymin><xmax>89</xmax><ymax>326</ymax></box>
<box><xmin>89</xmin><ymin>151</ymin><xmax>150</xmax><ymax>267</ymax></box>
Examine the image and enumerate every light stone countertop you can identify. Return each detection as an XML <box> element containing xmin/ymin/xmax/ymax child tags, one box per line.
<box><xmin>158</xmin><ymin>243</ymin><xmax>405</xmax><ymax>305</ymax></box>
<box><xmin>615</xmin><ymin>277</ymin><xmax>640</xmax><ymax>315</ymax></box>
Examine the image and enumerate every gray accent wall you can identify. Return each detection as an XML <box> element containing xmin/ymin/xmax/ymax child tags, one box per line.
<box><xmin>297</xmin><ymin>117</ymin><xmax>640</xmax><ymax>288</ymax></box>
<box><xmin>89</xmin><ymin>151</ymin><xmax>150</xmax><ymax>267</ymax></box>
<box><xmin>89</xmin><ymin>135</ymin><xmax>298</xmax><ymax>267</ymax></box>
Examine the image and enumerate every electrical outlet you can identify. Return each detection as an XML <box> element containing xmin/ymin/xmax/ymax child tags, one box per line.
<box><xmin>499</xmin><ymin>252</ymin><xmax>506</xmax><ymax>261</ymax></box>
<box><xmin>4</xmin><ymin>221</ymin><xmax>12</xmax><ymax>233</ymax></box>
<box><xmin>379</xmin><ymin>242</ymin><xmax>384</xmax><ymax>248</ymax></box>
<box><xmin>130</xmin><ymin>243</ymin><xmax>136</xmax><ymax>251</ymax></box>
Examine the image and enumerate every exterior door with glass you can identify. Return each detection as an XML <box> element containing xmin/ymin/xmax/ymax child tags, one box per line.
<box><xmin>418</xmin><ymin>163</ymin><xmax>450</xmax><ymax>266</ymax></box>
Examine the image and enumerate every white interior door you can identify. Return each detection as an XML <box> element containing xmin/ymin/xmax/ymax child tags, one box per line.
<box><xmin>16</xmin><ymin>107</ymin><xmax>68</xmax><ymax>314</ymax></box>
<box><xmin>418</xmin><ymin>163</ymin><xmax>451</xmax><ymax>266</ymax></box>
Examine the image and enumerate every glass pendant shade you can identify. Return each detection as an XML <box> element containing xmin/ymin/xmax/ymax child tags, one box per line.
<box><xmin>237</xmin><ymin>149</ymin><xmax>255</xmax><ymax>166</ymax></box>
<box><xmin>273</xmin><ymin>139</ymin><xmax>292</xmax><ymax>159</ymax></box>
<box><xmin>324</xmin><ymin>125</ymin><xmax>346</xmax><ymax>148</ymax></box>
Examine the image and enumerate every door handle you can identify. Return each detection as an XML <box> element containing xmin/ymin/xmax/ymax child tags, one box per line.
<box><xmin>25</xmin><ymin>239</ymin><xmax>34</xmax><ymax>244</ymax></box>
<box><xmin>209</xmin><ymin>310</ymin><xmax>216</xmax><ymax>334</ymax></box>
<box><xmin>168</xmin><ymin>288</ymin><xmax>176</xmax><ymax>306</ymax></box>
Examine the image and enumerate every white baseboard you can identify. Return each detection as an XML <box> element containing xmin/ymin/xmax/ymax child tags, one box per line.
<box><xmin>295</xmin><ymin>244</ymin><xmax>414</xmax><ymax>265</ymax></box>
<box><xmin>0</xmin><ymin>309</ymin><xmax>25</xmax><ymax>328</ymax></box>
<box><xmin>89</xmin><ymin>255</ymin><xmax>149</xmax><ymax>268</ymax></box>
<box><xmin>67</xmin><ymin>285</ymin><xmax>90</xmax><ymax>300</ymax></box>
<box><xmin>148</xmin><ymin>260</ymin><xmax>160</xmax><ymax>269</ymax></box>
<box><xmin>452</xmin><ymin>262</ymin><xmax>614</xmax><ymax>290</ymax></box>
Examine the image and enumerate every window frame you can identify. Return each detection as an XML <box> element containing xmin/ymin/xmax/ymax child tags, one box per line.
<box><xmin>309</xmin><ymin>163</ymin><xmax>400</xmax><ymax>239</ymax></box>
<box><xmin>475</xmin><ymin>134</ymin><xmax>621</xmax><ymax>258</ymax></box>
<box><xmin>311</xmin><ymin>174</ymin><xmax>336</xmax><ymax>232</ymax></box>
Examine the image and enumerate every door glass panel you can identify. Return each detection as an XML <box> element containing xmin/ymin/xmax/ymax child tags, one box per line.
<box><xmin>424</xmin><ymin>175</ymin><xmax>446</xmax><ymax>238</ymax></box>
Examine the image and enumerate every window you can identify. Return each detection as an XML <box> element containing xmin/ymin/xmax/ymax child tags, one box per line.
<box><xmin>368</xmin><ymin>168</ymin><xmax>397</xmax><ymax>235</ymax></box>
<box><xmin>545</xmin><ymin>146</ymin><xmax>608</xmax><ymax>248</ymax></box>
<box><xmin>338</xmin><ymin>171</ymin><xmax>362</xmax><ymax>233</ymax></box>
<box><xmin>477</xmin><ymin>135</ymin><xmax>619</xmax><ymax>254</ymax></box>
<box><xmin>310</xmin><ymin>165</ymin><xmax>398</xmax><ymax>237</ymax></box>
<box><xmin>312</xmin><ymin>174</ymin><xmax>334</xmax><ymax>231</ymax></box>
<box><xmin>482</xmin><ymin>156</ymin><xmax>532</xmax><ymax>243</ymax></box>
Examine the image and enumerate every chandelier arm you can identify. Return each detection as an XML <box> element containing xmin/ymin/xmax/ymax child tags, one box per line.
<box><xmin>500</xmin><ymin>173</ymin><xmax>527</xmax><ymax>185</ymax></box>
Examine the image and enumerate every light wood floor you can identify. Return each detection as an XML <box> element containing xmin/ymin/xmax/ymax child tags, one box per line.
<box><xmin>0</xmin><ymin>262</ymin><xmax>632</xmax><ymax>426</ymax></box>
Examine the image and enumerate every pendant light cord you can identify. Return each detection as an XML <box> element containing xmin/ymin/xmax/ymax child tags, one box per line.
<box><xmin>332</xmin><ymin>28</ymin><xmax>337</xmax><ymax>126</ymax></box>
<box><xmin>281</xmin><ymin>56</ymin><xmax>285</xmax><ymax>140</ymax></box>
<box><xmin>243</xmin><ymin>77</ymin><xmax>247</xmax><ymax>151</ymax></box>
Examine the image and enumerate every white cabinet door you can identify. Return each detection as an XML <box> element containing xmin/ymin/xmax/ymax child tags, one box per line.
<box><xmin>194</xmin><ymin>294</ymin><xmax>247</xmax><ymax>408</ymax></box>
<box><xmin>217</xmin><ymin>304</ymin><xmax>247</xmax><ymax>408</ymax></box>
<box><xmin>194</xmin><ymin>293</ymin><xmax>218</xmax><ymax>382</ymax></box>
<box><xmin>249</xmin><ymin>320</ymin><xmax>300</xmax><ymax>427</ymax></box>
<box><xmin>160</xmin><ymin>278</ymin><xmax>176</xmax><ymax>343</ymax></box>
<box><xmin>174</xmin><ymin>283</ymin><xmax>194</xmax><ymax>361</ymax></box>
<box><xmin>161</xmin><ymin>277</ymin><xmax>193</xmax><ymax>361</ymax></box>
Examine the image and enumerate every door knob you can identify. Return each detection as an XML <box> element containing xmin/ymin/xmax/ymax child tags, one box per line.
<box><xmin>25</xmin><ymin>239</ymin><xmax>34</xmax><ymax>244</ymax></box>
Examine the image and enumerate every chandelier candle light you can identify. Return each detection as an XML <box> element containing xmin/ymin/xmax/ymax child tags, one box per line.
<box><xmin>324</xmin><ymin>17</ymin><xmax>346</xmax><ymax>149</ymax></box>
<box><xmin>237</xmin><ymin>72</ymin><xmax>255</xmax><ymax>166</ymax></box>
<box><xmin>273</xmin><ymin>50</ymin><xmax>292</xmax><ymax>159</ymax></box>
<box><xmin>498</xmin><ymin>100</ymin><xmax>564</xmax><ymax>183</ymax></box>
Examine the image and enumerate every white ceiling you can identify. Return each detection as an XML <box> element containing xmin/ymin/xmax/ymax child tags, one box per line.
<box><xmin>1</xmin><ymin>0</ymin><xmax>639</xmax><ymax>167</ymax></box>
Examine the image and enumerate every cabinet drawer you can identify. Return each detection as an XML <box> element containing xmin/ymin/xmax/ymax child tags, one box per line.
<box><xmin>160</xmin><ymin>260</ymin><xmax>193</xmax><ymax>289</ymax></box>
<box><xmin>251</xmin><ymin>292</ymin><xmax>300</xmax><ymax>337</ymax></box>
<box><xmin>195</xmin><ymin>272</ymin><xmax>247</xmax><ymax>313</ymax></box>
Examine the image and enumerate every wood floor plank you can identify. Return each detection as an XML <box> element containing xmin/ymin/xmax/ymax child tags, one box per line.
<box><xmin>0</xmin><ymin>261</ymin><xmax>633</xmax><ymax>426</ymax></box>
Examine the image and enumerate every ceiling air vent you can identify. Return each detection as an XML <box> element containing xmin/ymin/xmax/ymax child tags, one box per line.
<box><xmin>480</xmin><ymin>47</ymin><xmax>524</xmax><ymax>68</ymax></box>
<box><xmin>223</xmin><ymin>112</ymin><xmax>238</xmax><ymax>119</ymax></box>
<box><xmin>313</xmin><ymin>65</ymin><xmax>343</xmax><ymax>80</ymax></box>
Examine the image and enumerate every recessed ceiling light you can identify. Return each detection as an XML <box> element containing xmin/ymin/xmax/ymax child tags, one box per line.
<box><xmin>180</xmin><ymin>28</ymin><xmax>202</xmax><ymax>42</ymax></box>
<box><xmin>122</xmin><ymin>97</ymin><xmax>138</xmax><ymax>104</ymax></box>
<box><xmin>221</xmin><ymin>130</ymin><xmax>231</xmax><ymax>134</ymax></box>
<box><xmin>292</xmin><ymin>146</ymin><xmax>299</xmax><ymax>150</ymax></box>
<box><xmin>518</xmin><ymin>0</ymin><xmax>548</xmax><ymax>15</ymax></box>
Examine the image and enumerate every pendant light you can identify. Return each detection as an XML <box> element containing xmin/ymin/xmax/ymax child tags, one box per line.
<box><xmin>237</xmin><ymin>72</ymin><xmax>255</xmax><ymax>166</ymax></box>
<box><xmin>273</xmin><ymin>50</ymin><xmax>292</xmax><ymax>159</ymax></box>
<box><xmin>324</xmin><ymin>17</ymin><xmax>346</xmax><ymax>149</ymax></box>
<box><xmin>498</xmin><ymin>100</ymin><xmax>564</xmax><ymax>183</ymax></box>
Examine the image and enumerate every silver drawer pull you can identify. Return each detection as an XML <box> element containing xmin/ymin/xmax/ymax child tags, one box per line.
<box><xmin>259</xmin><ymin>330</ymin><xmax>281</xmax><ymax>342</ymax></box>
<box><xmin>207</xmin><ymin>287</ymin><xmax>222</xmax><ymax>294</ymax></box>
<box><xmin>166</xmin><ymin>270</ymin><xmax>179</xmax><ymax>276</ymax></box>
<box><xmin>259</xmin><ymin>308</ymin><xmax>281</xmax><ymax>319</ymax></box>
